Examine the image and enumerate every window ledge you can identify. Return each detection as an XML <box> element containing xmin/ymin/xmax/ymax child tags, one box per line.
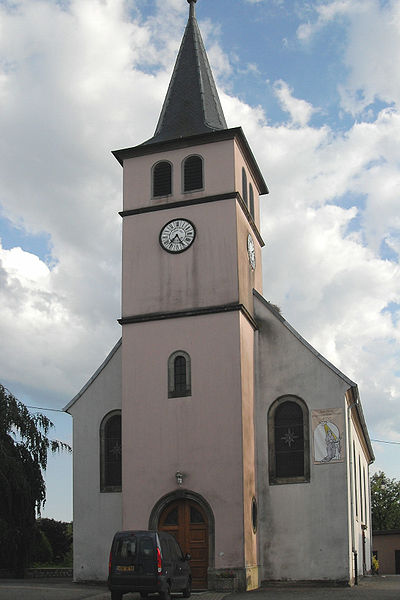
<box><xmin>100</xmin><ymin>486</ymin><xmax>122</xmax><ymax>493</ymax></box>
<box><xmin>269</xmin><ymin>476</ymin><xmax>310</xmax><ymax>486</ymax></box>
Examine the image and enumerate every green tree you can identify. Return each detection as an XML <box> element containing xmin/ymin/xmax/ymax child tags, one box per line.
<box><xmin>371</xmin><ymin>471</ymin><xmax>400</xmax><ymax>531</ymax></box>
<box><xmin>37</xmin><ymin>518</ymin><xmax>72</xmax><ymax>563</ymax></box>
<box><xmin>0</xmin><ymin>384</ymin><xmax>70</xmax><ymax>576</ymax></box>
<box><xmin>30</xmin><ymin>527</ymin><xmax>54</xmax><ymax>565</ymax></box>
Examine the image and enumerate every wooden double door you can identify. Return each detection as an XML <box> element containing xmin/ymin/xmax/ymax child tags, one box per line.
<box><xmin>159</xmin><ymin>499</ymin><xmax>209</xmax><ymax>590</ymax></box>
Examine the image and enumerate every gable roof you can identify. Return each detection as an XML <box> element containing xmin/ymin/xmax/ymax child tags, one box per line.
<box><xmin>253</xmin><ymin>289</ymin><xmax>374</xmax><ymax>463</ymax></box>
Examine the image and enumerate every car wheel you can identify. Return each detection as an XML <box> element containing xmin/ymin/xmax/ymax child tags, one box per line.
<box><xmin>182</xmin><ymin>578</ymin><xmax>191</xmax><ymax>598</ymax></box>
<box><xmin>160</xmin><ymin>584</ymin><xmax>171</xmax><ymax>600</ymax></box>
<box><xmin>111</xmin><ymin>592</ymin><xmax>123</xmax><ymax>600</ymax></box>
<box><xmin>140</xmin><ymin>594</ymin><xmax>148</xmax><ymax>599</ymax></box>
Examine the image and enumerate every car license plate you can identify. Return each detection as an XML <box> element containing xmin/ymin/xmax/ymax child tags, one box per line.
<box><xmin>116</xmin><ymin>565</ymin><xmax>134</xmax><ymax>572</ymax></box>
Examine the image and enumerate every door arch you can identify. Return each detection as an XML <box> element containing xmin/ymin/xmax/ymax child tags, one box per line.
<box><xmin>149</xmin><ymin>492</ymin><xmax>214</xmax><ymax>590</ymax></box>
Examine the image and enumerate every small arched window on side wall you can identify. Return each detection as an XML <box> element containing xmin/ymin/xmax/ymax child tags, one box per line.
<box><xmin>153</xmin><ymin>161</ymin><xmax>172</xmax><ymax>197</ymax></box>
<box><xmin>100</xmin><ymin>410</ymin><xmax>122</xmax><ymax>492</ymax></box>
<box><xmin>168</xmin><ymin>351</ymin><xmax>191</xmax><ymax>398</ymax></box>
<box><xmin>183</xmin><ymin>155</ymin><xmax>203</xmax><ymax>192</ymax></box>
<box><xmin>249</xmin><ymin>183</ymin><xmax>255</xmax><ymax>219</ymax></box>
<box><xmin>242</xmin><ymin>168</ymin><xmax>248</xmax><ymax>207</ymax></box>
<box><xmin>268</xmin><ymin>396</ymin><xmax>310</xmax><ymax>485</ymax></box>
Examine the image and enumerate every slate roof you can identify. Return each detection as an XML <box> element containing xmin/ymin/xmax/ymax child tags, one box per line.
<box><xmin>143</xmin><ymin>0</ymin><xmax>227</xmax><ymax>145</ymax></box>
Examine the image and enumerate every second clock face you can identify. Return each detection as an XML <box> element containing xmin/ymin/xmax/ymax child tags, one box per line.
<box><xmin>160</xmin><ymin>219</ymin><xmax>196</xmax><ymax>253</ymax></box>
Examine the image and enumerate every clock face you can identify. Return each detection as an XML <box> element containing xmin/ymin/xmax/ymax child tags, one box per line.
<box><xmin>247</xmin><ymin>234</ymin><xmax>256</xmax><ymax>270</ymax></box>
<box><xmin>160</xmin><ymin>219</ymin><xmax>196</xmax><ymax>253</ymax></box>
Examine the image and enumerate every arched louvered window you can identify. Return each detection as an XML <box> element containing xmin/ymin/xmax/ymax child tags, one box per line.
<box><xmin>168</xmin><ymin>351</ymin><xmax>191</xmax><ymax>398</ymax></box>
<box><xmin>268</xmin><ymin>396</ymin><xmax>310</xmax><ymax>484</ymax></box>
<box><xmin>183</xmin><ymin>155</ymin><xmax>203</xmax><ymax>192</ymax></box>
<box><xmin>153</xmin><ymin>161</ymin><xmax>172</xmax><ymax>197</ymax></box>
<box><xmin>100</xmin><ymin>410</ymin><xmax>122</xmax><ymax>492</ymax></box>
<box><xmin>249</xmin><ymin>183</ymin><xmax>255</xmax><ymax>218</ymax></box>
<box><xmin>242</xmin><ymin>168</ymin><xmax>248</xmax><ymax>207</ymax></box>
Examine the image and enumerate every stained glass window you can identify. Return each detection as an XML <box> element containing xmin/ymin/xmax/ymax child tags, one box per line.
<box><xmin>269</xmin><ymin>397</ymin><xmax>309</xmax><ymax>484</ymax></box>
<box><xmin>100</xmin><ymin>411</ymin><xmax>122</xmax><ymax>492</ymax></box>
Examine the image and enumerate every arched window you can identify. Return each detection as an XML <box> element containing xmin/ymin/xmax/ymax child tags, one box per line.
<box><xmin>183</xmin><ymin>155</ymin><xmax>203</xmax><ymax>192</ymax></box>
<box><xmin>100</xmin><ymin>410</ymin><xmax>122</xmax><ymax>492</ymax></box>
<box><xmin>242</xmin><ymin>168</ymin><xmax>248</xmax><ymax>207</ymax></box>
<box><xmin>153</xmin><ymin>161</ymin><xmax>172</xmax><ymax>197</ymax></box>
<box><xmin>168</xmin><ymin>351</ymin><xmax>191</xmax><ymax>398</ymax></box>
<box><xmin>249</xmin><ymin>183</ymin><xmax>255</xmax><ymax>219</ymax></box>
<box><xmin>268</xmin><ymin>396</ymin><xmax>310</xmax><ymax>484</ymax></box>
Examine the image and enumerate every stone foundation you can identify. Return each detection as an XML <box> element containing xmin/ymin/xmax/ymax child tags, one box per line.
<box><xmin>208</xmin><ymin>566</ymin><xmax>259</xmax><ymax>592</ymax></box>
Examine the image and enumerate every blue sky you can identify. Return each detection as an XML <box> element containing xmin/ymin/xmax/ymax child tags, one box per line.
<box><xmin>0</xmin><ymin>0</ymin><xmax>399</xmax><ymax>522</ymax></box>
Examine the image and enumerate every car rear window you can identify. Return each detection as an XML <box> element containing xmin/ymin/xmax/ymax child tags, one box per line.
<box><xmin>115</xmin><ymin>536</ymin><xmax>137</xmax><ymax>560</ymax></box>
<box><xmin>139</xmin><ymin>536</ymin><xmax>154</xmax><ymax>559</ymax></box>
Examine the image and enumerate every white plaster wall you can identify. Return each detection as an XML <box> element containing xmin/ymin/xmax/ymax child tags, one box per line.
<box><xmin>347</xmin><ymin>413</ymin><xmax>372</xmax><ymax>578</ymax></box>
<box><xmin>254</xmin><ymin>297</ymin><xmax>352</xmax><ymax>582</ymax></box>
<box><xmin>67</xmin><ymin>343</ymin><xmax>122</xmax><ymax>581</ymax></box>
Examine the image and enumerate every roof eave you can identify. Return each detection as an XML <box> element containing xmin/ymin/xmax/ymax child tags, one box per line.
<box><xmin>64</xmin><ymin>338</ymin><xmax>122</xmax><ymax>413</ymax></box>
<box><xmin>112</xmin><ymin>127</ymin><xmax>269</xmax><ymax>196</ymax></box>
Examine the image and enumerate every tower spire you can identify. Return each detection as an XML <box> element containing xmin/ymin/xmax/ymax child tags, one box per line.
<box><xmin>143</xmin><ymin>0</ymin><xmax>227</xmax><ymax>145</ymax></box>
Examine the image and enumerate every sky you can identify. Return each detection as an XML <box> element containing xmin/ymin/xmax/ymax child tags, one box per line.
<box><xmin>0</xmin><ymin>0</ymin><xmax>399</xmax><ymax>522</ymax></box>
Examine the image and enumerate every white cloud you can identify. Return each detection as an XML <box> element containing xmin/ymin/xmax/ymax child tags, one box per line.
<box><xmin>273</xmin><ymin>79</ymin><xmax>318</xmax><ymax>126</ymax></box>
<box><xmin>297</xmin><ymin>0</ymin><xmax>400</xmax><ymax>115</ymax></box>
<box><xmin>0</xmin><ymin>0</ymin><xmax>399</xmax><ymax>468</ymax></box>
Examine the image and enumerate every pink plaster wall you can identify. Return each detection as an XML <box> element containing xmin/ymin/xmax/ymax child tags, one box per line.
<box><xmin>121</xmin><ymin>199</ymin><xmax>240</xmax><ymax>317</ymax></box>
<box><xmin>123</xmin><ymin>140</ymin><xmax>235</xmax><ymax>212</ymax></box>
<box><xmin>233</xmin><ymin>140</ymin><xmax>262</xmax><ymax>226</ymax></box>
<box><xmin>121</xmin><ymin>312</ymin><xmax>246</xmax><ymax>568</ymax></box>
<box><xmin>236</xmin><ymin>206</ymin><xmax>263</xmax><ymax>315</ymax></box>
<box><xmin>239</xmin><ymin>313</ymin><xmax>257</xmax><ymax>569</ymax></box>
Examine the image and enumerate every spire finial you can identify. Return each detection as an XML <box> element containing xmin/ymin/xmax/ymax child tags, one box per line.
<box><xmin>187</xmin><ymin>0</ymin><xmax>197</xmax><ymax>18</ymax></box>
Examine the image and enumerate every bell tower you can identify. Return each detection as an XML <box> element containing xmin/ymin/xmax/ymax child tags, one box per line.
<box><xmin>113</xmin><ymin>0</ymin><xmax>268</xmax><ymax>591</ymax></box>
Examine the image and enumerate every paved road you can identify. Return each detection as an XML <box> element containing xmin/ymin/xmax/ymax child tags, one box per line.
<box><xmin>225</xmin><ymin>576</ymin><xmax>400</xmax><ymax>600</ymax></box>
<box><xmin>0</xmin><ymin>581</ymin><xmax>226</xmax><ymax>600</ymax></box>
<box><xmin>0</xmin><ymin>577</ymin><xmax>399</xmax><ymax>600</ymax></box>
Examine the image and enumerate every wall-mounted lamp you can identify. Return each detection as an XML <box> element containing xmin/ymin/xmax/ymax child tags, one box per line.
<box><xmin>175</xmin><ymin>471</ymin><xmax>184</xmax><ymax>486</ymax></box>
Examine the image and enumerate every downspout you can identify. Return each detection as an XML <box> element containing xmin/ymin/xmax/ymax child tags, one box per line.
<box><xmin>347</xmin><ymin>397</ymin><xmax>358</xmax><ymax>585</ymax></box>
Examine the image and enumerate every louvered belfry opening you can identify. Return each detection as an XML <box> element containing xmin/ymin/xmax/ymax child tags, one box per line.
<box><xmin>153</xmin><ymin>161</ymin><xmax>172</xmax><ymax>196</ymax></box>
<box><xmin>184</xmin><ymin>155</ymin><xmax>203</xmax><ymax>192</ymax></box>
<box><xmin>242</xmin><ymin>168</ymin><xmax>248</xmax><ymax>207</ymax></box>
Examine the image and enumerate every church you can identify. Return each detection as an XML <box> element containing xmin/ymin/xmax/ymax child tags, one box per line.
<box><xmin>65</xmin><ymin>0</ymin><xmax>374</xmax><ymax>591</ymax></box>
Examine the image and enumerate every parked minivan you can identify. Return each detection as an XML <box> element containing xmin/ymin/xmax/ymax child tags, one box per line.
<box><xmin>108</xmin><ymin>530</ymin><xmax>191</xmax><ymax>600</ymax></box>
